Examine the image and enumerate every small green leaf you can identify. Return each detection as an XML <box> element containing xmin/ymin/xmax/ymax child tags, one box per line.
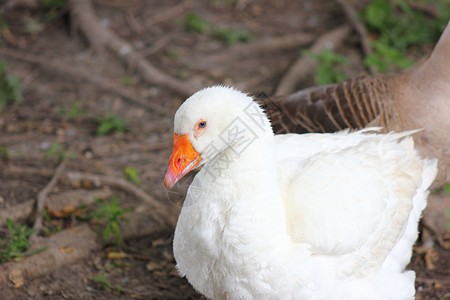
<box><xmin>123</xmin><ymin>167</ymin><xmax>142</xmax><ymax>186</ymax></box>
<box><xmin>213</xmin><ymin>27</ymin><xmax>252</xmax><ymax>45</ymax></box>
<box><xmin>443</xmin><ymin>184</ymin><xmax>450</xmax><ymax>195</ymax></box>
<box><xmin>60</xmin><ymin>101</ymin><xmax>86</xmax><ymax>117</ymax></box>
<box><xmin>1</xmin><ymin>219</ymin><xmax>36</xmax><ymax>262</ymax></box>
<box><xmin>302</xmin><ymin>49</ymin><xmax>348</xmax><ymax>85</ymax></box>
<box><xmin>93</xmin><ymin>273</ymin><xmax>111</xmax><ymax>290</ymax></box>
<box><xmin>184</xmin><ymin>14</ymin><xmax>210</xmax><ymax>33</ymax></box>
<box><xmin>445</xmin><ymin>210</ymin><xmax>450</xmax><ymax>230</ymax></box>
<box><xmin>91</xmin><ymin>196</ymin><xmax>131</xmax><ymax>246</ymax></box>
<box><xmin>0</xmin><ymin>62</ymin><xmax>23</xmax><ymax>112</ymax></box>
<box><xmin>96</xmin><ymin>114</ymin><xmax>127</xmax><ymax>135</ymax></box>
<box><xmin>45</xmin><ymin>142</ymin><xmax>61</xmax><ymax>158</ymax></box>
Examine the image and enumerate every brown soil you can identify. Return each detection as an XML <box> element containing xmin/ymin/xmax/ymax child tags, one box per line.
<box><xmin>0</xmin><ymin>0</ymin><xmax>449</xmax><ymax>299</ymax></box>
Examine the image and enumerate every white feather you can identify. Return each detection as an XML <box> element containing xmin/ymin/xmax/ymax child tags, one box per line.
<box><xmin>171</xmin><ymin>86</ymin><xmax>438</xmax><ymax>300</ymax></box>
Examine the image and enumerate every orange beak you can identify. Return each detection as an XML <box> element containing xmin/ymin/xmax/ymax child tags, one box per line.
<box><xmin>164</xmin><ymin>133</ymin><xmax>202</xmax><ymax>189</ymax></box>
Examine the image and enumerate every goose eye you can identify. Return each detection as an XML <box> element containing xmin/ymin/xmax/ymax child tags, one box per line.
<box><xmin>198</xmin><ymin>121</ymin><xmax>207</xmax><ymax>129</ymax></box>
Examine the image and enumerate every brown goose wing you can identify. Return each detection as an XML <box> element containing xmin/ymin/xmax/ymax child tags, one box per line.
<box><xmin>261</xmin><ymin>75</ymin><xmax>394</xmax><ymax>135</ymax></box>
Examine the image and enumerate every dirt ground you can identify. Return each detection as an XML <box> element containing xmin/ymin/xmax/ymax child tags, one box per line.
<box><xmin>0</xmin><ymin>0</ymin><xmax>449</xmax><ymax>299</ymax></box>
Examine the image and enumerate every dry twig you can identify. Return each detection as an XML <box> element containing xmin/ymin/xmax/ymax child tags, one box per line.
<box><xmin>124</xmin><ymin>7</ymin><xmax>145</xmax><ymax>35</ymax></box>
<box><xmin>275</xmin><ymin>26</ymin><xmax>351</xmax><ymax>96</ymax></box>
<box><xmin>30</xmin><ymin>159</ymin><xmax>67</xmax><ymax>241</ymax></box>
<box><xmin>416</xmin><ymin>277</ymin><xmax>450</xmax><ymax>285</ymax></box>
<box><xmin>69</xmin><ymin>0</ymin><xmax>196</xmax><ymax>97</ymax></box>
<box><xmin>201</xmin><ymin>32</ymin><xmax>315</xmax><ymax>66</ymax></box>
<box><xmin>143</xmin><ymin>1</ymin><xmax>191</xmax><ymax>28</ymax></box>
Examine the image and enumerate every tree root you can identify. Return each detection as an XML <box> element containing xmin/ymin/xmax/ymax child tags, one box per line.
<box><xmin>0</xmin><ymin>200</ymin><xmax>35</xmax><ymax>228</ymax></box>
<box><xmin>275</xmin><ymin>25</ymin><xmax>350</xmax><ymax>96</ymax></box>
<box><xmin>202</xmin><ymin>32</ymin><xmax>315</xmax><ymax>65</ymax></box>
<box><xmin>3</xmin><ymin>165</ymin><xmax>176</xmax><ymax>226</ymax></box>
<box><xmin>0</xmin><ymin>162</ymin><xmax>178</xmax><ymax>287</ymax></box>
<box><xmin>0</xmin><ymin>48</ymin><xmax>169</xmax><ymax>115</ymax></box>
<box><xmin>46</xmin><ymin>189</ymin><xmax>113</xmax><ymax>218</ymax></box>
<box><xmin>0</xmin><ymin>224</ymin><xmax>102</xmax><ymax>287</ymax></box>
<box><xmin>69</xmin><ymin>0</ymin><xmax>196</xmax><ymax>97</ymax></box>
<box><xmin>0</xmin><ymin>203</ymin><xmax>173</xmax><ymax>287</ymax></box>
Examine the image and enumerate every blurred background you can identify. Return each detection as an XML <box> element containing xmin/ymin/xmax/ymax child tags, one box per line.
<box><xmin>0</xmin><ymin>0</ymin><xmax>449</xmax><ymax>298</ymax></box>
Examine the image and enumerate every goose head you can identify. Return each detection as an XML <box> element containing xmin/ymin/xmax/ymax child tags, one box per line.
<box><xmin>164</xmin><ymin>86</ymin><xmax>271</xmax><ymax>189</ymax></box>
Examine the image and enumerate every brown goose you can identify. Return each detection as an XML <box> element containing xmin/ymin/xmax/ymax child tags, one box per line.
<box><xmin>263</xmin><ymin>21</ymin><xmax>450</xmax><ymax>188</ymax></box>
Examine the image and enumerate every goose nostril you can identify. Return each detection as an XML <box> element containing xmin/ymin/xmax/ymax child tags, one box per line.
<box><xmin>176</xmin><ymin>157</ymin><xmax>182</xmax><ymax>168</ymax></box>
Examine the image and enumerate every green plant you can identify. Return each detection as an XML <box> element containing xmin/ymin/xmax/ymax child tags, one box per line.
<box><xmin>0</xmin><ymin>15</ymin><xmax>9</xmax><ymax>30</ymax></box>
<box><xmin>123</xmin><ymin>167</ymin><xmax>142</xmax><ymax>186</ymax></box>
<box><xmin>445</xmin><ymin>209</ymin><xmax>450</xmax><ymax>229</ymax></box>
<box><xmin>184</xmin><ymin>13</ymin><xmax>211</xmax><ymax>33</ymax></box>
<box><xmin>45</xmin><ymin>142</ymin><xmax>61</xmax><ymax>158</ymax></box>
<box><xmin>93</xmin><ymin>272</ymin><xmax>112</xmax><ymax>290</ymax></box>
<box><xmin>95</xmin><ymin>113</ymin><xmax>127</xmax><ymax>135</ymax></box>
<box><xmin>361</xmin><ymin>0</ymin><xmax>450</xmax><ymax>73</ymax></box>
<box><xmin>0</xmin><ymin>62</ymin><xmax>23</xmax><ymax>112</ymax></box>
<box><xmin>44</xmin><ymin>142</ymin><xmax>75</xmax><ymax>159</ymax></box>
<box><xmin>443</xmin><ymin>184</ymin><xmax>450</xmax><ymax>195</ymax></box>
<box><xmin>59</xmin><ymin>101</ymin><xmax>86</xmax><ymax>117</ymax></box>
<box><xmin>446</xmin><ymin>210</ymin><xmax>450</xmax><ymax>230</ymax></box>
<box><xmin>0</xmin><ymin>145</ymin><xmax>10</xmax><ymax>160</ymax></box>
<box><xmin>92</xmin><ymin>197</ymin><xmax>132</xmax><ymax>246</ymax></box>
<box><xmin>182</xmin><ymin>13</ymin><xmax>252</xmax><ymax>45</ymax></box>
<box><xmin>40</xmin><ymin>0</ymin><xmax>66</xmax><ymax>9</ymax></box>
<box><xmin>93</xmin><ymin>272</ymin><xmax>127</xmax><ymax>293</ymax></box>
<box><xmin>213</xmin><ymin>27</ymin><xmax>252</xmax><ymax>45</ymax></box>
<box><xmin>302</xmin><ymin>49</ymin><xmax>349</xmax><ymax>85</ymax></box>
<box><xmin>364</xmin><ymin>40</ymin><xmax>414</xmax><ymax>73</ymax></box>
<box><xmin>40</xmin><ymin>208</ymin><xmax>63</xmax><ymax>236</ymax></box>
<box><xmin>165</xmin><ymin>48</ymin><xmax>180</xmax><ymax>58</ymax></box>
<box><xmin>0</xmin><ymin>219</ymin><xmax>45</xmax><ymax>262</ymax></box>
<box><xmin>121</xmin><ymin>75</ymin><xmax>136</xmax><ymax>86</ymax></box>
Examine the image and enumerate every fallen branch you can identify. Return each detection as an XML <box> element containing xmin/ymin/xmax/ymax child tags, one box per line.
<box><xmin>2</xmin><ymin>165</ymin><xmax>53</xmax><ymax>178</ymax></box>
<box><xmin>336</xmin><ymin>0</ymin><xmax>377</xmax><ymax>74</ymax></box>
<box><xmin>275</xmin><ymin>25</ymin><xmax>351</xmax><ymax>96</ymax></box>
<box><xmin>0</xmin><ymin>225</ymin><xmax>102</xmax><ymax>287</ymax></box>
<box><xmin>143</xmin><ymin>1</ymin><xmax>190</xmax><ymax>28</ymax></box>
<box><xmin>30</xmin><ymin>159</ymin><xmax>67</xmax><ymax>241</ymax></box>
<box><xmin>0</xmin><ymin>48</ymin><xmax>169</xmax><ymax>115</ymax></box>
<box><xmin>69</xmin><ymin>0</ymin><xmax>197</xmax><ymax>97</ymax></box>
<box><xmin>415</xmin><ymin>277</ymin><xmax>450</xmax><ymax>285</ymax></box>
<box><xmin>201</xmin><ymin>32</ymin><xmax>315</xmax><ymax>66</ymax></box>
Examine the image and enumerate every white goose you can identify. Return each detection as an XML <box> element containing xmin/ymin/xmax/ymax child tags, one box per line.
<box><xmin>164</xmin><ymin>86</ymin><xmax>437</xmax><ymax>300</ymax></box>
